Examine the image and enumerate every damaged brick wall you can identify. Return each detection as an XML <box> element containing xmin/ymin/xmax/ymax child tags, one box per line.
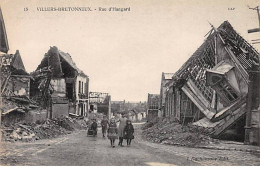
<box><xmin>11</xmin><ymin>76</ymin><xmax>30</xmax><ymax>97</ymax></box>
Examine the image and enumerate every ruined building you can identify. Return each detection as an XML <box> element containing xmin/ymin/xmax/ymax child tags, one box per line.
<box><xmin>147</xmin><ymin>93</ymin><xmax>160</xmax><ymax>122</ymax></box>
<box><xmin>89</xmin><ymin>92</ymin><xmax>111</xmax><ymax>119</ymax></box>
<box><xmin>0</xmin><ymin>7</ymin><xmax>40</xmax><ymax>125</ymax></box>
<box><xmin>160</xmin><ymin>21</ymin><xmax>260</xmax><ymax>145</ymax></box>
<box><xmin>159</xmin><ymin>72</ymin><xmax>174</xmax><ymax>117</ymax></box>
<box><xmin>31</xmin><ymin>46</ymin><xmax>89</xmax><ymax>118</ymax></box>
<box><xmin>1</xmin><ymin>7</ymin><xmax>31</xmax><ymax>102</ymax></box>
<box><xmin>1</xmin><ymin>50</ymin><xmax>30</xmax><ymax>97</ymax></box>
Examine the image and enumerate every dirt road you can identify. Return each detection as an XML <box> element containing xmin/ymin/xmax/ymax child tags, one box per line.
<box><xmin>0</xmin><ymin>123</ymin><xmax>259</xmax><ymax>166</ymax></box>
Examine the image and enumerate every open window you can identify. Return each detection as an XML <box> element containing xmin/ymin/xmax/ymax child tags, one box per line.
<box><xmin>206</xmin><ymin>61</ymin><xmax>240</xmax><ymax>106</ymax></box>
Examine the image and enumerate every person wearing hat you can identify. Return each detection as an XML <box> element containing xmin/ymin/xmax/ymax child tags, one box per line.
<box><xmin>101</xmin><ymin>115</ymin><xmax>109</xmax><ymax>138</ymax></box>
<box><xmin>107</xmin><ymin>118</ymin><xmax>118</xmax><ymax>147</ymax></box>
<box><xmin>124</xmin><ymin>120</ymin><xmax>134</xmax><ymax>146</ymax></box>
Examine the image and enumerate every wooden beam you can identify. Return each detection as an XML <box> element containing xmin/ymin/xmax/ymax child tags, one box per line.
<box><xmin>213</xmin><ymin>103</ymin><xmax>246</xmax><ymax>136</ymax></box>
<box><xmin>248</xmin><ymin>28</ymin><xmax>260</xmax><ymax>33</ymax></box>
<box><xmin>181</xmin><ymin>84</ymin><xmax>215</xmax><ymax>119</ymax></box>
<box><xmin>186</xmin><ymin>79</ymin><xmax>211</xmax><ymax>108</ymax></box>
<box><xmin>2</xmin><ymin>107</ymin><xmax>19</xmax><ymax>115</ymax></box>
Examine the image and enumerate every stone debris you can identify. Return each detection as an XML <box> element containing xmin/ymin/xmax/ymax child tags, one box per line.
<box><xmin>142</xmin><ymin>118</ymin><xmax>220</xmax><ymax>147</ymax></box>
<box><xmin>1</xmin><ymin>116</ymin><xmax>88</xmax><ymax>142</ymax></box>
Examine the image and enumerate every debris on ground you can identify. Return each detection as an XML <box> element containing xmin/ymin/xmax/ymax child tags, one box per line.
<box><xmin>1</xmin><ymin>116</ymin><xmax>88</xmax><ymax>143</ymax></box>
<box><xmin>142</xmin><ymin>118</ymin><xmax>220</xmax><ymax>147</ymax></box>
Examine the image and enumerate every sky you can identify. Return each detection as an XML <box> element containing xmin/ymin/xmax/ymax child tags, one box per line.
<box><xmin>1</xmin><ymin>0</ymin><xmax>260</xmax><ymax>102</ymax></box>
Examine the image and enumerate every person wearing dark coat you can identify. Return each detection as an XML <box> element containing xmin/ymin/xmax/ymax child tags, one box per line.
<box><xmin>101</xmin><ymin>116</ymin><xmax>109</xmax><ymax>138</ymax></box>
<box><xmin>124</xmin><ymin>120</ymin><xmax>134</xmax><ymax>146</ymax></box>
<box><xmin>90</xmin><ymin>119</ymin><xmax>98</xmax><ymax>137</ymax></box>
<box><xmin>107</xmin><ymin>118</ymin><xmax>118</xmax><ymax>147</ymax></box>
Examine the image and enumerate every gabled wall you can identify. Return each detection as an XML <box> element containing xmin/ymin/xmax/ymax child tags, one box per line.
<box><xmin>0</xmin><ymin>7</ymin><xmax>9</xmax><ymax>53</ymax></box>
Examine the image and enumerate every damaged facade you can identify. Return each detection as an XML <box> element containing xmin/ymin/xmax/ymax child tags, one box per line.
<box><xmin>1</xmin><ymin>6</ymin><xmax>90</xmax><ymax>125</ymax></box>
<box><xmin>0</xmin><ymin>7</ymin><xmax>42</xmax><ymax>125</ymax></box>
<box><xmin>31</xmin><ymin>46</ymin><xmax>89</xmax><ymax>118</ymax></box>
<box><xmin>1</xmin><ymin>50</ymin><xmax>36</xmax><ymax>125</ymax></box>
<box><xmin>159</xmin><ymin>72</ymin><xmax>174</xmax><ymax>117</ymax></box>
<box><xmin>147</xmin><ymin>93</ymin><xmax>160</xmax><ymax>122</ymax></box>
<box><xmin>89</xmin><ymin>92</ymin><xmax>111</xmax><ymax>119</ymax></box>
<box><xmin>160</xmin><ymin>21</ymin><xmax>260</xmax><ymax>145</ymax></box>
<box><xmin>1</xmin><ymin>50</ymin><xmax>30</xmax><ymax>98</ymax></box>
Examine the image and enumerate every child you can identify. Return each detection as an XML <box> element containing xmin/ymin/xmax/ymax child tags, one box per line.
<box><xmin>124</xmin><ymin>120</ymin><xmax>134</xmax><ymax>146</ymax></box>
<box><xmin>107</xmin><ymin>118</ymin><xmax>118</xmax><ymax>148</ymax></box>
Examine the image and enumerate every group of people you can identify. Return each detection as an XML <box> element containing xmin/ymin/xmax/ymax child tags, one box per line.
<box><xmin>89</xmin><ymin>115</ymin><xmax>134</xmax><ymax>148</ymax></box>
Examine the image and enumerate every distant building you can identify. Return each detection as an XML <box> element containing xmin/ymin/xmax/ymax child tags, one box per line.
<box><xmin>89</xmin><ymin>92</ymin><xmax>111</xmax><ymax>119</ymax></box>
<box><xmin>111</xmin><ymin>100</ymin><xmax>126</xmax><ymax>114</ymax></box>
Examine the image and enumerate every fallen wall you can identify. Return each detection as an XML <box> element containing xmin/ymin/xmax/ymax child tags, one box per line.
<box><xmin>52</xmin><ymin>103</ymin><xmax>69</xmax><ymax>119</ymax></box>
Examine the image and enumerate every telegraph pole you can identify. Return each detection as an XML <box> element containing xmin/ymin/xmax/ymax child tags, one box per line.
<box><xmin>245</xmin><ymin>6</ymin><xmax>260</xmax><ymax>146</ymax></box>
<box><xmin>248</xmin><ymin>6</ymin><xmax>260</xmax><ymax>33</ymax></box>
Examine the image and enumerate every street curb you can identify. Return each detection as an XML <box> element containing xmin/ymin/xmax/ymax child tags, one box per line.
<box><xmin>140</xmin><ymin>128</ymin><xmax>260</xmax><ymax>154</ymax></box>
<box><xmin>157</xmin><ymin>140</ymin><xmax>260</xmax><ymax>154</ymax></box>
<box><xmin>184</xmin><ymin>144</ymin><xmax>260</xmax><ymax>154</ymax></box>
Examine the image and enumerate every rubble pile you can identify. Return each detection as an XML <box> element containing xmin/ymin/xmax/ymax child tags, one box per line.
<box><xmin>2</xmin><ymin>96</ymin><xmax>38</xmax><ymax>115</ymax></box>
<box><xmin>142</xmin><ymin>119</ymin><xmax>219</xmax><ymax>147</ymax></box>
<box><xmin>57</xmin><ymin>117</ymin><xmax>87</xmax><ymax>131</ymax></box>
<box><xmin>141</xmin><ymin>117</ymin><xmax>161</xmax><ymax>130</ymax></box>
<box><xmin>1</xmin><ymin>117</ymin><xmax>88</xmax><ymax>142</ymax></box>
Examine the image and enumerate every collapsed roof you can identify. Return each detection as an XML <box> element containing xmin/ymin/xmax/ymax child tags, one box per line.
<box><xmin>171</xmin><ymin>21</ymin><xmax>259</xmax><ymax>87</ymax></box>
<box><xmin>166</xmin><ymin>21</ymin><xmax>260</xmax><ymax>137</ymax></box>
<box><xmin>36</xmin><ymin>46</ymin><xmax>87</xmax><ymax>78</ymax></box>
<box><xmin>1</xmin><ymin>50</ymin><xmax>28</xmax><ymax>75</ymax></box>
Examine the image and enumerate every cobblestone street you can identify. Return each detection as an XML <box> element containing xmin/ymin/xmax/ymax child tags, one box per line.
<box><xmin>0</xmin><ymin>123</ymin><xmax>259</xmax><ymax>166</ymax></box>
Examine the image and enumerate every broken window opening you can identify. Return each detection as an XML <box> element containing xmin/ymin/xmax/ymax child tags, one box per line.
<box><xmin>78</xmin><ymin>80</ymin><xmax>81</xmax><ymax>94</ymax></box>
<box><xmin>82</xmin><ymin>81</ymin><xmax>84</xmax><ymax>94</ymax></box>
<box><xmin>59</xmin><ymin>56</ymin><xmax>76</xmax><ymax>78</ymax></box>
<box><xmin>217</xmin><ymin>81</ymin><xmax>238</xmax><ymax>102</ymax></box>
<box><xmin>66</xmin><ymin>83</ymin><xmax>73</xmax><ymax>100</ymax></box>
<box><xmin>90</xmin><ymin>104</ymin><xmax>94</xmax><ymax>111</ymax></box>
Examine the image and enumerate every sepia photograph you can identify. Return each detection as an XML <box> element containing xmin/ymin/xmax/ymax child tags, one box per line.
<box><xmin>0</xmin><ymin>0</ymin><xmax>260</xmax><ymax>166</ymax></box>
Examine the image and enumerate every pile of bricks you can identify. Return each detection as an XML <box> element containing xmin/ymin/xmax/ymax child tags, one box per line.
<box><xmin>142</xmin><ymin>120</ymin><xmax>219</xmax><ymax>147</ymax></box>
<box><xmin>1</xmin><ymin>117</ymin><xmax>88</xmax><ymax>142</ymax></box>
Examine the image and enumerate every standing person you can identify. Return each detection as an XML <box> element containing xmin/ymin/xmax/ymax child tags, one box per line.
<box><xmin>107</xmin><ymin>118</ymin><xmax>118</xmax><ymax>148</ymax></box>
<box><xmin>90</xmin><ymin>119</ymin><xmax>98</xmax><ymax>137</ymax></box>
<box><xmin>101</xmin><ymin>115</ymin><xmax>109</xmax><ymax>138</ymax></box>
<box><xmin>124</xmin><ymin>120</ymin><xmax>134</xmax><ymax>146</ymax></box>
<box><xmin>118</xmin><ymin>115</ymin><xmax>127</xmax><ymax>146</ymax></box>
